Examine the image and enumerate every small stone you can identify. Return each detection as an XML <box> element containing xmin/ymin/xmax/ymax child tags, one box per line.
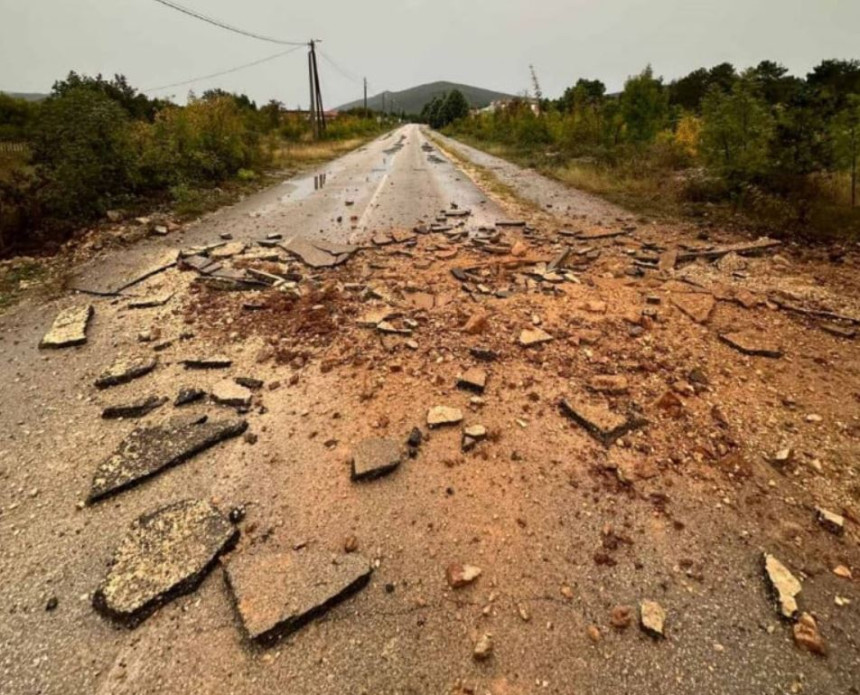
<box><xmin>344</xmin><ymin>535</ymin><xmax>359</xmax><ymax>553</ymax></box>
<box><xmin>235</xmin><ymin>377</ymin><xmax>264</xmax><ymax>390</ymax></box>
<box><xmin>181</xmin><ymin>356</ymin><xmax>232</xmax><ymax>370</ymax></box>
<box><xmin>672</xmin><ymin>293</ymin><xmax>715</xmax><ymax>324</ymax></box>
<box><xmin>588</xmin><ymin>374</ymin><xmax>629</xmax><ymax>395</ymax></box>
<box><xmin>457</xmin><ymin>368</ymin><xmax>487</xmax><ymax>394</ymax></box>
<box><xmin>210</xmin><ymin>241</ymin><xmax>245</xmax><ymax>259</ymax></box>
<box><xmin>473</xmin><ymin>633</ymin><xmax>493</xmax><ymax>661</ymax></box>
<box><xmin>427</xmin><ymin>406</ymin><xmax>463</xmax><ymax>428</ymax></box>
<box><xmin>639</xmin><ymin>600</ymin><xmax>666</xmax><ymax>638</ymax></box>
<box><xmin>45</xmin><ymin>596</ymin><xmax>58</xmax><ymax>612</ymax></box>
<box><xmin>816</xmin><ymin>508</ymin><xmax>844</xmax><ymax>535</ymax></box>
<box><xmin>446</xmin><ymin>563</ymin><xmax>482</xmax><ymax>588</ymax></box>
<box><xmin>793</xmin><ymin>612</ymin><xmax>827</xmax><ymax>656</ymax></box>
<box><xmin>463</xmin><ymin>311</ymin><xmax>488</xmax><ymax>335</ymax></box>
<box><xmin>407</xmin><ymin>427</ymin><xmax>423</xmax><ymax>449</ymax></box>
<box><xmin>586</xmin><ymin>625</ymin><xmax>601</xmax><ymax>643</ymax></box>
<box><xmin>519</xmin><ymin>328</ymin><xmax>553</xmax><ymax>347</ymax></box>
<box><xmin>211</xmin><ymin>380</ymin><xmax>252</xmax><ymax>409</ymax></box>
<box><xmin>610</xmin><ymin>605</ymin><xmax>633</xmax><ymax>629</ymax></box>
<box><xmin>833</xmin><ymin>565</ymin><xmax>853</xmax><ymax>579</ymax></box>
<box><xmin>469</xmin><ymin>347</ymin><xmax>498</xmax><ymax>362</ymax></box>
<box><xmin>764</xmin><ymin>553</ymin><xmax>802</xmax><ymax>620</ymax></box>
<box><xmin>351</xmin><ymin>438</ymin><xmax>402</xmax><ymax>481</ymax></box>
<box><xmin>464</xmin><ymin>425</ymin><xmax>487</xmax><ymax>440</ymax></box>
<box><xmin>518</xmin><ymin>604</ymin><xmax>531</xmax><ymax>621</ymax></box>
<box><xmin>560</xmin><ymin>397</ymin><xmax>647</xmax><ymax>447</ymax></box>
<box><xmin>95</xmin><ymin>357</ymin><xmax>158</xmax><ymax>389</ymax></box>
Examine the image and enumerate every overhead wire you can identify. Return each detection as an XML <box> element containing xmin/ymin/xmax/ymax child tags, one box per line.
<box><xmin>143</xmin><ymin>45</ymin><xmax>305</xmax><ymax>93</ymax></box>
<box><xmin>150</xmin><ymin>0</ymin><xmax>307</xmax><ymax>46</ymax></box>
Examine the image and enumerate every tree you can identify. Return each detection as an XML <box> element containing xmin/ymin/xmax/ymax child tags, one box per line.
<box><xmin>832</xmin><ymin>95</ymin><xmax>860</xmax><ymax>207</ymax></box>
<box><xmin>442</xmin><ymin>90</ymin><xmax>470</xmax><ymax>125</ymax></box>
<box><xmin>51</xmin><ymin>72</ymin><xmax>165</xmax><ymax>121</ymax></box>
<box><xmin>669</xmin><ymin>68</ymin><xmax>711</xmax><ymax>112</ymax></box>
<box><xmin>700</xmin><ymin>77</ymin><xmax>774</xmax><ymax>183</ymax></box>
<box><xmin>750</xmin><ymin>60</ymin><xmax>801</xmax><ymax>105</ymax></box>
<box><xmin>620</xmin><ymin>66</ymin><xmax>669</xmax><ymax>143</ymax></box>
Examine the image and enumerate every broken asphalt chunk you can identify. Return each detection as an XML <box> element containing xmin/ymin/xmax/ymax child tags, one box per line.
<box><xmin>764</xmin><ymin>553</ymin><xmax>802</xmax><ymax>620</ymax></box>
<box><xmin>93</xmin><ymin>500</ymin><xmax>237</xmax><ymax>626</ymax></box>
<box><xmin>457</xmin><ymin>367</ymin><xmax>487</xmax><ymax>394</ymax></box>
<box><xmin>39</xmin><ymin>305</ymin><xmax>93</xmax><ymax>349</ymax></box>
<box><xmin>181</xmin><ymin>355</ymin><xmax>232</xmax><ymax>370</ymax></box>
<box><xmin>560</xmin><ymin>397</ymin><xmax>647</xmax><ymax>447</ymax></box>
<box><xmin>519</xmin><ymin>328</ymin><xmax>554</xmax><ymax>347</ymax></box>
<box><xmin>102</xmin><ymin>396</ymin><xmax>167</xmax><ymax>420</ymax></box>
<box><xmin>671</xmin><ymin>293</ymin><xmax>715</xmax><ymax>324</ymax></box>
<box><xmin>174</xmin><ymin>388</ymin><xmax>206</xmax><ymax>407</ymax></box>
<box><xmin>816</xmin><ymin>507</ymin><xmax>845</xmax><ymax>535</ymax></box>
<box><xmin>720</xmin><ymin>332</ymin><xmax>783</xmax><ymax>358</ymax></box>
<box><xmin>95</xmin><ymin>357</ymin><xmax>158</xmax><ymax>390</ymax></box>
<box><xmin>427</xmin><ymin>406</ymin><xmax>464</xmax><ymax>428</ymax></box>
<box><xmin>351</xmin><ymin>438</ymin><xmax>403</xmax><ymax>481</ymax></box>
<box><xmin>224</xmin><ymin>549</ymin><xmax>372</xmax><ymax>645</ymax></box>
<box><xmin>88</xmin><ymin>418</ymin><xmax>247</xmax><ymax>503</ymax></box>
<box><xmin>211</xmin><ymin>380</ymin><xmax>252</xmax><ymax>409</ymax></box>
<box><xmin>128</xmin><ymin>292</ymin><xmax>174</xmax><ymax>309</ymax></box>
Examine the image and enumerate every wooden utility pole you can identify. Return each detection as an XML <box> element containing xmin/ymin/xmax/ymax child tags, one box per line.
<box><xmin>307</xmin><ymin>39</ymin><xmax>326</xmax><ymax>138</ymax></box>
<box><xmin>364</xmin><ymin>78</ymin><xmax>368</xmax><ymax>113</ymax></box>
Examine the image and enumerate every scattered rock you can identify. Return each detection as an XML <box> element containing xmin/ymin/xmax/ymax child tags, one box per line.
<box><xmin>175</xmin><ymin>388</ymin><xmax>206</xmax><ymax>407</ymax></box>
<box><xmin>587</xmin><ymin>374</ymin><xmax>629</xmax><ymax>395</ymax></box>
<box><xmin>470</xmin><ymin>347</ymin><xmax>498</xmax><ymax>362</ymax></box>
<box><xmin>473</xmin><ymin>633</ymin><xmax>493</xmax><ymax>661</ymax></box>
<box><xmin>586</xmin><ymin>625</ymin><xmax>601</xmax><ymax>643</ymax></box>
<box><xmin>519</xmin><ymin>328</ymin><xmax>553</xmax><ymax>347</ymax></box>
<box><xmin>720</xmin><ymin>332</ymin><xmax>783</xmax><ymax>358</ymax></box>
<box><xmin>210</xmin><ymin>241</ymin><xmax>246</xmax><ymax>259</ymax></box>
<box><xmin>351</xmin><ymin>438</ymin><xmax>403</xmax><ymax>481</ymax></box>
<box><xmin>45</xmin><ymin>596</ymin><xmax>59</xmax><ymax>612</ymax></box>
<box><xmin>224</xmin><ymin>549</ymin><xmax>372</xmax><ymax>644</ymax></box>
<box><xmin>639</xmin><ymin>600</ymin><xmax>666</xmax><ymax>638</ymax></box>
<box><xmin>764</xmin><ymin>553</ymin><xmax>802</xmax><ymax>620</ymax></box>
<box><xmin>672</xmin><ymin>293</ymin><xmax>716</xmax><ymax>324</ymax></box>
<box><xmin>407</xmin><ymin>427</ymin><xmax>423</xmax><ymax>449</ymax></box>
<box><xmin>102</xmin><ymin>396</ymin><xmax>167</xmax><ymax>420</ymax></box>
<box><xmin>446</xmin><ymin>563</ymin><xmax>482</xmax><ymax>588</ymax></box>
<box><xmin>211</xmin><ymin>380</ymin><xmax>253</xmax><ymax>409</ymax></box>
<box><xmin>833</xmin><ymin>565</ymin><xmax>853</xmax><ymax>579</ymax></box>
<box><xmin>457</xmin><ymin>368</ymin><xmax>488</xmax><ymax>394</ymax></box>
<box><xmin>610</xmin><ymin>605</ymin><xmax>633</xmax><ymax>629</ymax></box>
<box><xmin>463</xmin><ymin>311</ymin><xmax>488</xmax><ymax>335</ymax></box>
<box><xmin>560</xmin><ymin>397</ymin><xmax>647</xmax><ymax>447</ymax></box>
<box><xmin>793</xmin><ymin>612</ymin><xmax>827</xmax><ymax>656</ymax></box>
<box><xmin>39</xmin><ymin>305</ymin><xmax>93</xmax><ymax>349</ymax></box>
<box><xmin>93</xmin><ymin>500</ymin><xmax>237</xmax><ymax>626</ymax></box>
<box><xmin>816</xmin><ymin>507</ymin><xmax>845</xmax><ymax>535</ymax></box>
<box><xmin>427</xmin><ymin>406</ymin><xmax>464</xmax><ymax>428</ymax></box>
<box><xmin>95</xmin><ymin>357</ymin><xmax>158</xmax><ymax>390</ymax></box>
<box><xmin>235</xmin><ymin>377</ymin><xmax>264</xmax><ymax>390</ymax></box>
<box><xmin>88</xmin><ymin>418</ymin><xmax>247</xmax><ymax>503</ymax></box>
<box><xmin>344</xmin><ymin>535</ymin><xmax>359</xmax><ymax>553</ymax></box>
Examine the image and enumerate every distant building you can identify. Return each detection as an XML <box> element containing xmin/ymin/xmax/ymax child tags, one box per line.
<box><xmin>476</xmin><ymin>97</ymin><xmax>540</xmax><ymax>116</ymax></box>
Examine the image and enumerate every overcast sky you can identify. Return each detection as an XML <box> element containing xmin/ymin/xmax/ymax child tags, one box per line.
<box><xmin>1</xmin><ymin>0</ymin><xmax>858</xmax><ymax>107</ymax></box>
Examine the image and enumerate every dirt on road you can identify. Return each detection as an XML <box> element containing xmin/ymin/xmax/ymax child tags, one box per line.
<box><xmin>1</xmin><ymin>124</ymin><xmax>858</xmax><ymax>695</ymax></box>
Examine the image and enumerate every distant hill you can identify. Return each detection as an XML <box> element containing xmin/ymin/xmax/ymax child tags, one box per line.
<box><xmin>1</xmin><ymin>92</ymin><xmax>48</xmax><ymax>102</ymax></box>
<box><xmin>337</xmin><ymin>81</ymin><xmax>514</xmax><ymax>115</ymax></box>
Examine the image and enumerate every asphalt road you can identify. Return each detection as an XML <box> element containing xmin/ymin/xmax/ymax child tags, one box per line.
<box><xmin>0</xmin><ymin>124</ymin><xmax>858</xmax><ymax>695</ymax></box>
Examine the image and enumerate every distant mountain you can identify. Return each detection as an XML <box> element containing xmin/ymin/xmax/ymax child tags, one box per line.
<box><xmin>1</xmin><ymin>92</ymin><xmax>48</xmax><ymax>102</ymax></box>
<box><xmin>337</xmin><ymin>81</ymin><xmax>515</xmax><ymax>115</ymax></box>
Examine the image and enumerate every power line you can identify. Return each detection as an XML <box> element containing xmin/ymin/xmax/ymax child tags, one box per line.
<box><xmin>318</xmin><ymin>50</ymin><xmax>362</xmax><ymax>85</ymax></box>
<box><xmin>150</xmin><ymin>0</ymin><xmax>306</xmax><ymax>46</ymax></box>
<box><xmin>143</xmin><ymin>45</ymin><xmax>304</xmax><ymax>93</ymax></box>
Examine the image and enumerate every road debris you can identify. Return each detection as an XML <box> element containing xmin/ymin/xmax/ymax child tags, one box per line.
<box><xmin>427</xmin><ymin>406</ymin><xmax>464</xmax><ymax>428</ymax></box>
<box><xmin>793</xmin><ymin>613</ymin><xmax>827</xmax><ymax>656</ymax></box>
<box><xmin>473</xmin><ymin>633</ymin><xmax>493</xmax><ymax>661</ymax></box>
<box><xmin>639</xmin><ymin>600</ymin><xmax>666</xmax><ymax>638</ymax></box>
<box><xmin>88</xmin><ymin>418</ymin><xmax>247</xmax><ymax>503</ymax></box>
<box><xmin>560</xmin><ymin>398</ymin><xmax>647</xmax><ymax>447</ymax></box>
<box><xmin>446</xmin><ymin>563</ymin><xmax>482</xmax><ymax>588</ymax></box>
<box><xmin>95</xmin><ymin>356</ymin><xmax>158</xmax><ymax>389</ymax></box>
<box><xmin>719</xmin><ymin>332</ymin><xmax>784</xmax><ymax>358</ymax></box>
<box><xmin>92</xmin><ymin>500</ymin><xmax>237</xmax><ymax>626</ymax></box>
<box><xmin>39</xmin><ymin>305</ymin><xmax>93</xmax><ymax>349</ymax></box>
<box><xmin>224</xmin><ymin>550</ymin><xmax>372</xmax><ymax>645</ymax></box>
<box><xmin>351</xmin><ymin>438</ymin><xmax>403</xmax><ymax>480</ymax></box>
<box><xmin>815</xmin><ymin>507</ymin><xmax>845</xmax><ymax>535</ymax></box>
<box><xmin>764</xmin><ymin>554</ymin><xmax>802</xmax><ymax>620</ymax></box>
<box><xmin>181</xmin><ymin>356</ymin><xmax>233</xmax><ymax>370</ymax></box>
<box><xmin>102</xmin><ymin>396</ymin><xmax>167</xmax><ymax>419</ymax></box>
<box><xmin>211</xmin><ymin>380</ymin><xmax>253</xmax><ymax>409</ymax></box>
<box><xmin>519</xmin><ymin>328</ymin><xmax>553</xmax><ymax>346</ymax></box>
<box><xmin>457</xmin><ymin>368</ymin><xmax>487</xmax><ymax>394</ymax></box>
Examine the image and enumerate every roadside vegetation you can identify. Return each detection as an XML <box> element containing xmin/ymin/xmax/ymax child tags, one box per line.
<box><xmin>444</xmin><ymin>60</ymin><xmax>860</xmax><ymax>241</ymax></box>
<box><xmin>0</xmin><ymin>73</ymin><xmax>391</xmax><ymax>257</ymax></box>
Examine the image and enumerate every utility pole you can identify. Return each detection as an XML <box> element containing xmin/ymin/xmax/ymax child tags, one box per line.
<box><xmin>364</xmin><ymin>78</ymin><xmax>368</xmax><ymax>113</ymax></box>
<box><xmin>307</xmin><ymin>39</ymin><xmax>326</xmax><ymax>139</ymax></box>
<box><xmin>382</xmin><ymin>92</ymin><xmax>386</xmax><ymax>115</ymax></box>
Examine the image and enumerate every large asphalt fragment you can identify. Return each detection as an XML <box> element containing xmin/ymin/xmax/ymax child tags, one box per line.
<box><xmin>39</xmin><ymin>305</ymin><xmax>93</xmax><ymax>349</ymax></box>
<box><xmin>225</xmin><ymin>549</ymin><xmax>372</xmax><ymax>645</ymax></box>
<box><xmin>95</xmin><ymin>356</ymin><xmax>158</xmax><ymax>389</ymax></box>
<box><xmin>88</xmin><ymin>418</ymin><xmax>247</xmax><ymax>503</ymax></box>
<box><xmin>102</xmin><ymin>396</ymin><xmax>167</xmax><ymax>419</ymax></box>
<box><xmin>560</xmin><ymin>397</ymin><xmax>647</xmax><ymax>447</ymax></box>
<box><xmin>93</xmin><ymin>500</ymin><xmax>237</xmax><ymax>626</ymax></box>
<box><xmin>282</xmin><ymin>236</ymin><xmax>358</xmax><ymax>269</ymax></box>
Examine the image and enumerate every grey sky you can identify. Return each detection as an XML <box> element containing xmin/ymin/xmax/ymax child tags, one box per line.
<box><xmin>1</xmin><ymin>0</ymin><xmax>858</xmax><ymax>108</ymax></box>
